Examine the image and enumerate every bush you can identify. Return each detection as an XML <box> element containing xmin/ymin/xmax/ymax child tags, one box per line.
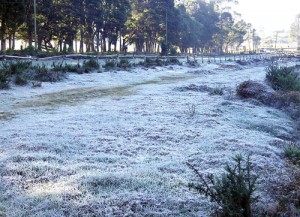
<box><xmin>14</xmin><ymin>74</ymin><xmax>28</xmax><ymax>86</ymax></box>
<box><xmin>9</xmin><ymin>61</ymin><xmax>32</xmax><ymax>75</ymax></box>
<box><xmin>104</xmin><ymin>60</ymin><xmax>116</xmax><ymax>69</ymax></box>
<box><xmin>236</xmin><ymin>80</ymin><xmax>277</xmax><ymax>106</ymax></box>
<box><xmin>285</xmin><ymin>142</ymin><xmax>300</xmax><ymax>165</ymax></box>
<box><xmin>166</xmin><ymin>57</ymin><xmax>181</xmax><ymax>65</ymax></box>
<box><xmin>117</xmin><ymin>59</ymin><xmax>131</xmax><ymax>69</ymax></box>
<box><xmin>0</xmin><ymin>68</ymin><xmax>10</xmax><ymax>89</ymax></box>
<box><xmin>83</xmin><ymin>58</ymin><xmax>100</xmax><ymax>70</ymax></box>
<box><xmin>266</xmin><ymin>63</ymin><xmax>300</xmax><ymax>92</ymax></box>
<box><xmin>209</xmin><ymin>87</ymin><xmax>224</xmax><ymax>95</ymax></box>
<box><xmin>33</xmin><ymin>64</ymin><xmax>64</xmax><ymax>82</ymax></box>
<box><xmin>187</xmin><ymin>154</ymin><xmax>258</xmax><ymax>217</ymax></box>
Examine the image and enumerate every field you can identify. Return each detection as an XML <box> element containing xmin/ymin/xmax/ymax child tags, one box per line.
<box><xmin>0</xmin><ymin>59</ymin><xmax>297</xmax><ymax>216</ymax></box>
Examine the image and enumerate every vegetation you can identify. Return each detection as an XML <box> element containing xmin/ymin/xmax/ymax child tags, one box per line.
<box><xmin>266</xmin><ymin>63</ymin><xmax>300</xmax><ymax>92</ymax></box>
<box><xmin>0</xmin><ymin>0</ymin><xmax>252</xmax><ymax>55</ymax></box>
<box><xmin>209</xmin><ymin>87</ymin><xmax>224</xmax><ymax>95</ymax></box>
<box><xmin>187</xmin><ymin>154</ymin><xmax>258</xmax><ymax>217</ymax></box>
<box><xmin>285</xmin><ymin>142</ymin><xmax>300</xmax><ymax>165</ymax></box>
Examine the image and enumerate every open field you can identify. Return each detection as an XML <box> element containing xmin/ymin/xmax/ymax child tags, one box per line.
<box><xmin>0</xmin><ymin>59</ymin><xmax>298</xmax><ymax>216</ymax></box>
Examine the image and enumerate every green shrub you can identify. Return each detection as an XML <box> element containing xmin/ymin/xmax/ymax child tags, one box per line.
<box><xmin>187</xmin><ymin>59</ymin><xmax>198</xmax><ymax>67</ymax></box>
<box><xmin>0</xmin><ymin>68</ymin><xmax>10</xmax><ymax>89</ymax></box>
<box><xmin>266</xmin><ymin>64</ymin><xmax>300</xmax><ymax>92</ymax></box>
<box><xmin>21</xmin><ymin>45</ymin><xmax>36</xmax><ymax>56</ymax></box>
<box><xmin>33</xmin><ymin>64</ymin><xmax>63</xmax><ymax>82</ymax></box>
<box><xmin>209</xmin><ymin>87</ymin><xmax>224</xmax><ymax>95</ymax></box>
<box><xmin>104</xmin><ymin>60</ymin><xmax>116</xmax><ymax>69</ymax></box>
<box><xmin>117</xmin><ymin>59</ymin><xmax>131</xmax><ymax>69</ymax></box>
<box><xmin>285</xmin><ymin>142</ymin><xmax>300</xmax><ymax>165</ymax></box>
<box><xmin>14</xmin><ymin>74</ymin><xmax>28</xmax><ymax>86</ymax></box>
<box><xmin>167</xmin><ymin>57</ymin><xmax>181</xmax><ymax>65</ymax></box>
<box><xmin>187</xmin><ymin>154</ymin><xmax>258</xmax><ymax>217</ymax></box>
<box><xmin>9</xmin><ymin>61</ymin><xmax>32</xmax><ymax>75</ymax></box>
<box><xmin>83</xmin><ymin>58</ymin><xmax>100</xmax><ymax>70</ymax></box>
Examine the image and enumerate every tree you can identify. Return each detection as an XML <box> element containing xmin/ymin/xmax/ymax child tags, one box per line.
<box><xmin>0</xmin><ymin>0</ymin><xmax>26</xmax><ymax>51</ymax></box>
<box><xmin>290</xmin><ymin>14</ymin><xmax>300</xmax><ymax>50</ymax></box>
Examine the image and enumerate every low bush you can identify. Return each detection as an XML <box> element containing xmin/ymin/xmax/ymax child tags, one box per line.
<box><xmin>236</xmin><ymin>80</ymin><xmax>277</xmax><ymax>106</ymax></box>
<box><xmin>285</xmin><ymin>142</ymin><xmax>300</xmax><ymax>165</ymax></box>
<box><xmin>209</xmin><ymin>87</ymin><xmax>224</xmax><ymax>95</ymax></box>
<box><xmin>166</xmin><ymin>57</ymin><xmax>181</xmax><ymax>65</ymax></box>
<box><xmin>14</xmin><ymin>74</ymin><xmax>28</xmax><ymax>86</ymax></box>
<box><xmin>83</xmin><ymin>58</ymin><xmax>100</xmax><ymax>70</ymax></box>
<box><xmin>143</xmin><ymin>57</ymin><xmax>165</xmax><ymax>67</ymax></box>
<box><xmin>187</xmin><ymin>59</ymin><xmax>198</xmax><ymax>67</ymax></box>
<box><xmin>9</xmin><ymin>61</ymin><xmax>32</xmax><ymax>75</ymax></box>
<box><xmin>104</xmin><ymin>60</ymin><xmax>116</xmax><ymax>69</ymax></box>
<box><xmin>0</xmin><ymin>68</ymin><xmax>10</xmax><ymax>89</ymax></box>
<box><xmin>187</xmin><ymin>154</ymin><xmax>258</xmax><ymax>217</ymax></box>
<box><xmin>117</xmin><ymin>59</ymin><xmax>131</xmax><ymax>69</ymax></box>
<box><xmin>33</xmin><ymin>64</ymin><xmax>64</xmax><ymax>82</ymax></box>
<box><xmin>266</xmin><ymin>63</ymin><xmax>300</xmax><ymax>92</ymax></box>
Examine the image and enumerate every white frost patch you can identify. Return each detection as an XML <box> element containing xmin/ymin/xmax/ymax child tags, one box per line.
<box><xmin>0</xmin><ymin>60</ymin><xmax>298</xmax><ymax>216</ymax></box>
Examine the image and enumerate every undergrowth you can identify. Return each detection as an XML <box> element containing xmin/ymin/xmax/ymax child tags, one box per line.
<box><xmin>266</xmin><ymin>63</ymin><xmax>300</xmax><ymax>92</ymax></box>
<box><xmin>285</xmin><ymin>142</ymin><xmax>300</xmax><ymax>165</ymax></box>
<box><xmin>187</xmin><ymin>154</ymin><xmax>258</xmax><ymax>217</ymax></box>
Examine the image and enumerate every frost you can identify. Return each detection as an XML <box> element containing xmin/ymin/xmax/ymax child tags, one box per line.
<box><xmin>0</xmin><ymin>60</ymin><xmax>297</xmax><ymax>216</ymax></box>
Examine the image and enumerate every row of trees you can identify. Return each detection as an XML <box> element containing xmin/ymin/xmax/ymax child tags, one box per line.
<box><xmin>0</xmin><ymin>0</ymin><xmax>255</xmax><ymax>54</ymax></box>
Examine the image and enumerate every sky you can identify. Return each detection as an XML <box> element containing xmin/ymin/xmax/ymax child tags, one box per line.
<box><xmin>235</xmin><ymin>0</ymin><xmax>299</xmax><ymax>36</ymax></box>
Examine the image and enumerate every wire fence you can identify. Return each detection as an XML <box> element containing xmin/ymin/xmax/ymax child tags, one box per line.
<box><xmin>0</xmin><ymin>52</ymin><xmax>298</xmax><ymax>66</ymax></box>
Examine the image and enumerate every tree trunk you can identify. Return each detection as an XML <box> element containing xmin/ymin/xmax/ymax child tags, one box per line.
<box><xmin>80</xmin><ymin>28</ymin><xmax>84</xmax><ymax>53</ymax></box>
<box><xmin>1</xmin><ymin>18</ymin><xmax>6</xmax><ymax>51</ymax></box>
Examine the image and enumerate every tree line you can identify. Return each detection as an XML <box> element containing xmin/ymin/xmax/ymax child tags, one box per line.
<box><xmin>0</xmin><ymin>0</ymin><xmax>257</xmax><ymax>54</ymax></box>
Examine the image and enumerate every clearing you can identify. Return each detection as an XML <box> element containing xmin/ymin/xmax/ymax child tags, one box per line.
<box><xmin>0</xmin><ymin>59</ymin><xmax>297</xmax><ymax>216</ymax></box>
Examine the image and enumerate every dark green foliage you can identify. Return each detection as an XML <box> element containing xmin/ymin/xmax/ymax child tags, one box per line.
<box><xmin>33</xmin><ymin>64</ymin><xmax>64</xmax><ymax>82</ymax></box>
<box><xmin>209</xmin><ymin>87</ymin><xmax>224</xmax><ymax>95</ymax></box>
<box><xmin>9</xmin><ymin>61</ymin><xmax>32</xmax><ymax>75</ymax></box>
<box><xmin>104</xmin><ymin>60</ymin><xmax>117</xmax><ymax>69</ymax></box>
<box><xmin>142</xmin><ymin>58</ymin><xmax>166</xmax><ymax>67</ymax></box>
<box><xmin>285</xmin><ymin>142</ymin><xmax>300</xmax><ymax>165</ymax></box>
<box><xmin>187</xmin><ymin>59</ymin><xmax>198</xmax><ymax>67</ymax></box>
<box><xmin>14</xmin><ymin>74</ymin><xmax>28</xmax><ymax>86</ymax></box>
<box><xmin>188</xmin><ymin>155</ymin><xmax>258</xmax><ymax>217</ymax></box>
<box><xmin>166</xmin><ymin>57</ymin><xmax>181</xmax><ymax>65</ymax></box>
<box><xmin>117</xmin><ymin>59</ymin><xmax>131</xmax><ymax>69</ymax></box>
<box><xmin>266</xmin><ymin>63</ymin><xmax>300</xmax><ymax>92</ymax></box>
<box><xmin>0</xmin><ymin>68</ymin><xmax>10</xmax><ymax>89</ymax></box>
<box><xmin>83</xmin><ymin>59</ymin><xmax>100</xmax><ymax>70</ymax></box>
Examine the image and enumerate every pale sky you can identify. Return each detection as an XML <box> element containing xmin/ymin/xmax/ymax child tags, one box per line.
<box><xmin>235</xmin><ymin>0</ymin><xmax>299</xmax><ymax>35</ymax></box>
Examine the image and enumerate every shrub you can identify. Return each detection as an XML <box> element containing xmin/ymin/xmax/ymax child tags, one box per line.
<box><xmin>83</xmin><ymin>58</ymin><xmax>100</xmax><ymax>70</ymax></box>
<box><xmin>0</xmin><ymin>68</ymin><xmax>10</xmax><ymax>89</ymax></box>
<box><xmin>104</xmin><ymin>60</ymin><xmax>116</xmax><ymax>69</ymax></box>
<box><xmin>209</xmin><ymin>87</ymin><xmax>224</xmax><ymax>95</ymax></box>
<box><xmin>142</xmin><ymin>57</ymin><xmax>166</xmax><ymax>67</ymax></box>
<box><xmin>33</xmin><ymin>64</ymin><xmax>63</xmax><ymax>82</ymax></box>
<box><xmin>167</xmin><ymin>57</ymin><xmax>181</xmax><ymax>65</ymax></box>
<box><xmin>9</xmin><ymin>61</ymin><xmax>32</xmax><ymax>75</ymax></box>
<box><xmin>266</xmin><ymin>63</ymin><xmax>300</xmax><ymax>92</ymax></box>
<box><xmin>236</xmin><ymin>80</ymin><xmax>277</xmax><ymax>106</ymax></box>
<box><xmin>14</xmin><ymin>74</ymin><xmax>28</xmax><ymax>86</ymax></box>
<box><xmin>117</xmin><ymin>59</ymin><xmax>131</xmax><ymax>69</ymax></box>
<box><xmin>187</xmin><ymin>59</ymin><xmax>198</xmax><ymax>67</ymax></box>
<box><xmin>187</xmin><ymin>154</ymin><xmax>258</xmax><ymax>217</ymax></box>
<box><xmin>285</xmin><ymin>142</ymin><xmax>300</xmax><ymax>165</ymax></box>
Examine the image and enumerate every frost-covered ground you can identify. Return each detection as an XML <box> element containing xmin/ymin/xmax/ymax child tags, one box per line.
<box><xmin>0</xmin><ymin>59</ymin><xmax>297</xmax><ymax>216</ymax></box>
